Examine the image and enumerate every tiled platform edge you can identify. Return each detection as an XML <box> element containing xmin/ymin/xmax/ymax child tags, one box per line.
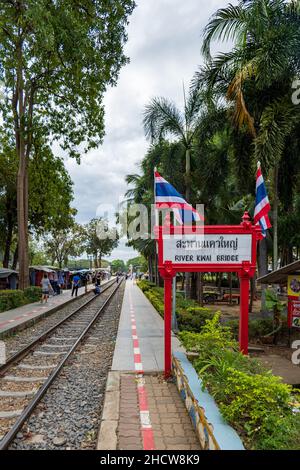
<box><xmin>173</xmin><ymin>352</ymin><xmax>245</xmax><ymax>450</ymax></box>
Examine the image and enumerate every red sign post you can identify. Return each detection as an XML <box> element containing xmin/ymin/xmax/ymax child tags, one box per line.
<box><xmin>155</xmin><ymin>212</ymin><xmax>262</xmax><ymax>378</ymax></box>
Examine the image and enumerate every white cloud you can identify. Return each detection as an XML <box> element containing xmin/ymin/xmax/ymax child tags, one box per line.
<box><xmin>64</xmin><ymin>0</ymin><xmax>235</xmax><ymax>261</ymax></box>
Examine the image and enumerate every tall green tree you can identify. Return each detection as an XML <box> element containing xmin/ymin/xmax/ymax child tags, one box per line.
<box><xmin>0</xmin><ymin>135</ymin><xmax>75</xmax><ymax>268</ymax></box>
<box><xmin>143</xmin><ymin>83</ymin><xmax>203</xmax><ymax>201</ymax></box>
<box><xmin>85</xmin><ymin>218</ymin><xmax>118</xmax><ymax>269</ymax></box>
<box><xmin>0</xmin><ymin>0</ymin><xmax>135</xmax><ymax>288</ymax></box>
<box><xmin>44</xmin><ymin>223</ymin><xmax>86</xmax><ymax>268</ymax></box>
<box><xmin>198</xmin><ymin>0</ymin><xmax>300</xmax><ymax>271</ymax></box>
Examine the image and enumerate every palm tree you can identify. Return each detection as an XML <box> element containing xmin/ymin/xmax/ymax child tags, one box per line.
<box><xmin>196</xmin><ymin>0</ymin><xmax>300</xmax><ymax>271</ymax></box>
<box><xmin>143</xmin><ymin>83</ymin><xmax>203</xmax><ymax>202</ymax></box>
<box><xmin>143</xmin><ymin>84</ymin><xmax>204</xmax><ymax>296</ymax></box>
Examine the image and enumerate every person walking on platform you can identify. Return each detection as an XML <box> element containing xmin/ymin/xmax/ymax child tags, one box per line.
<box><xmin>40</xmin><ymin>274</ymin><xmax>53</xmax><ymax>303</ymax></box>
<box><xmin>94</xmin><ymin>284</ymin><xmax>101</xmax><ymax>295</ymax></box>
<box><xmin>96</xmin><ymin>272</ymin><xmax>101</xmax><ymax>287</ymax></box>
<box><xmin>71</xmin><ymin>274</ymin><xmax>80</xmax><ymax>297</ymax></box>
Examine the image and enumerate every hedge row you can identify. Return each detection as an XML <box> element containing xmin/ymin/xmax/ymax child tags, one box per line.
<box><xmin>138</xmin><ymin>280</ymin><xmax>273</xmax><ymax>339</ymax></box>
<box><xmin>0</xmin><ymin>287</ymin><xmax>42</xmax><ymax>313</ymax></box>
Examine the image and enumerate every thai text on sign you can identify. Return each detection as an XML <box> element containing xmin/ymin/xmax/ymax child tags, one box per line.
<box><xmin>163</xmin><ymin>234</ymin><xmax>252</xmax><ymax>264</ymax></box>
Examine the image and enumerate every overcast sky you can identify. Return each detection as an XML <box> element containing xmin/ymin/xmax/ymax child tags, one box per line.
<box><xmin>64</xmin><ymin>0</ymin><xmax>233</xmax><ymax>263</ymax></box>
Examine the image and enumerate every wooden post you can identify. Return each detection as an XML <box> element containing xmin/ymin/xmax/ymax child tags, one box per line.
<box><xmin>164</xmin><ymin>276</ymin><xmax>172</xmax><ymax>378</ymax></box>
<box><xmin>239</xmin><ymin>271</ymin><xmax>250</xmax><ymax>354</ymax></box>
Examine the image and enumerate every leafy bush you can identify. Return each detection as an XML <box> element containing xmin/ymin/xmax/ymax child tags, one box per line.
<box><xmin>138</xmin><ymin>280</ymin><xmax>216</xmax><ymax>331</ymax></box>
<box><xmin>179</xmin><ymin>314</ymin><xmax>300</xmax><ymax>450</ymax></box>
<box><xmin>225</xmin><ymin>317</ymin><xmax>275</xmax><ymax>340</ymax></box>
<box><xmin>177</xmin><ymin>307</ymin><xmax>214</xmax><ymax>332</ymax></box>
<box><xmin>219</xmin><ymin>368</ymin><xmax>292</xmax><ymax>439</ymax></box>
<box><xmin>0</xmin><ymin>287</ymin><xmax>42</xmax><ymax>313</ymax></box>
<box><xmin>24</xmin><ymin>286</ymin><xmax>42</xmax><ymax>303</ymax></box>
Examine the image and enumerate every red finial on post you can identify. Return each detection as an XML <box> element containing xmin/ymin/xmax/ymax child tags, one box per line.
<box><xmin>241</xmin><ymin>211</ymin><xmax>251</xmax><ymax>228</ymax></box>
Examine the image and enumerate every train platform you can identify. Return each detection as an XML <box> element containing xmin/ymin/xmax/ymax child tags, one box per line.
<box><xmin>98</xmin><ymin>280</ymin><xmax>202</xmax><ymax>450</ymax></box>
<box><xmin>0</xmin><ymin>279</ymin><xmax>113</xmax><ymax>338</ymax></box>
<box><xmin>112</xmin><ymin>280</ymin><xmax>184</xmax><ymax>372</ymax></box>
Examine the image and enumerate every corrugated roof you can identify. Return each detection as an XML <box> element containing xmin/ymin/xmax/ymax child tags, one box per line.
<box><xmin>30</xmin><ymin>266</ymin><xmax>55</xmax><ymax>273</ymax></box>
<box><xmin>257</xmin><ymin>259</ymin><xmax>300</xmax><ymax>284</ymax></box>
<box><xmin>0</xmin><ymin>268</ymin><xmax>18</xmax><ymax>279</ymax></box>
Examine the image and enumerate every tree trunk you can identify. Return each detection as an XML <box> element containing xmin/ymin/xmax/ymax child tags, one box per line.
<box><xmin>197</xmin><ymin>272</ymin><xmax>204</xmax><ymax>307</ymax></box>
<box><xmin>191</xmin><ymin>273</ymin><xmax>197</xmax><ymax>300</ymax></box>
<box><xmin>16</xmin><ymin>41</ymin><xmax>29</xmax><ymax>289</ymax></box>
<box><xmin>184</xmin><ymin>147</ymin><xmax>192</xmax><ymax>298</ymax></box>
<box><xmin>259</xmin><ymin>238</ymin><xmax>268</xmax><ymax>313</ymax></box>
<box><xmin>94</xmin><ymin>252</ymin><xmax>98</xmax><ymax>269</ymax></box>
<box><xmin>17</xmin><ymin>144</ymin><xmax>29</xmax><ymax>288</ymax></box>
<box><xmin>12</xmin><ymin>244</ymin><xmax>18</xmax><ymax>270</ymax></box>
<box><xmin>3</xmin><ymin>224</ymin><xmax>13</xmax><ymax>268</ymax></box>
<box><xmin>273</xmin><ymin>164</ymin><xmax>279</xmax><ymax>271</ymax></box>
<box><xmin>229</xmin><ymin>272</ymin><xmax>232</xmax><ymax>305</ymax></box>
<box><xmin>185</xmin><ymin>148</ymin><xmax>191</xmax><ymax>202</ymax></box>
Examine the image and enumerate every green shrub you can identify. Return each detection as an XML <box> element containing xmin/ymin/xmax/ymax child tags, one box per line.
<box><xmin>219</xmin><ymin>368</ymin><xmax>293</xmax><ymax>445</ymax></box>
<box><xmin>0</xmin><ymin>290</ymin><xmax>26</xmax><ymax>312</ymax></box>
<box><xmin>24</xmin><ymin>286</ymin><xmax>42</xmax><ymax>303</ymax></box>
<box><xmin>179</xmin><ymin>314</ymin><xmax>300</xmax><ymax>450</ymax></box>
<box><xmin>0</xmin><ymin>287</ymin><xmax>42</xmax><ymax>313</ymax></box>
<box><xmin>138</xmin><ymin>280</ymin><xmax>156</xmax><ymax>292</ymax></box>
<box><xmin>179</xmin><ymin>313</ymin><xmax>237</xmax><ymax>355</ymax></box>
<box><xmin>225</xmin><ymin>317</ymin><xmax>275</xmax><ymax>340</ymax></box>
<box><xmin>177</xmin><ymin>306</ymin><xmax>214</xmax><ymax>332</ymax></box>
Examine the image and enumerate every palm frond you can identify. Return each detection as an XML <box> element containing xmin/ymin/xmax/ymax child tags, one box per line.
<box><xmin>254</xmin><ymin>97</ymin><xmax>299</xmax><ymax>167</ymax></box>
<box><xmin>202</xmin><ymin>3</ymin><xmax>247</xmax><ymax>59</ymax></box>
<box><xmin>184</xmin><ymin>84</ymin><xmax>203</xmax><ymax>132</ymax></box>
<box><xmin>227</xmin><ymin>60</ymin><xmax>257</xmax><ymax>137</ymax></box>
<box><xmin>143</xmin><ymin>97</ymin><xmax>185</xmax><ymax>144</ymax></box>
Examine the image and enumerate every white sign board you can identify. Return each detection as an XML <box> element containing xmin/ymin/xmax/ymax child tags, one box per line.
<box><xmin>163</xmin><ymin>234</ymin><xmax>252</xmax><ymax>264</ymax></box>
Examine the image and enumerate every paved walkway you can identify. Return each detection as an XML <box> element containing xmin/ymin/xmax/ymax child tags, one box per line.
<box><xmin>98</xmin><ymin>280</ymin><xmax>201</xmax><ymax>451</ymax></box>
<box><xmin>112</xmin><ymin>280</ymin><xmax>184</xmax><ymax>372</ymax></box>
<box><xmin>118</xmin><ymin>374</ymin><xmax>201</xmax><ymax>451</ymax></box>
<box><xmin>0</xmin><ymin>279</ymin><xmax>113</xmax><ymax>337</ymax></box>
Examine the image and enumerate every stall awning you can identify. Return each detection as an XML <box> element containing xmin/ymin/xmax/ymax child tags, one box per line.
<box><xmin>257</xmin><ymin>260</ymin><xmax>300</xmax><ymax>285</ymax></box>
<box><xmin>30</xmin><ymin>266</ymin><xmax>55</xmax><ymax>274</ymax></box>
<box><xmin>0</xmin><ymin>269</ymin><xmax>18</xmax><ymax>279</ymax></box>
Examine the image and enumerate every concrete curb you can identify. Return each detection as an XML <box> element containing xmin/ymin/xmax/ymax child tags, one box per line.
<box><xmin>97</xmin><ymin>371</ymin><xmax>120</xmax><ymax>450</ymax></box>
<box><xmin>173</xmin><ymin>351</ymin><xmax>245</xmax><ymax>450</ymax></box>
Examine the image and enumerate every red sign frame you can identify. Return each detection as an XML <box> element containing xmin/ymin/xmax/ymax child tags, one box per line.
<box><xmin>155</xmin><ymin>212</ymin><xmax>262</xmax><ymax>378</ymax></box>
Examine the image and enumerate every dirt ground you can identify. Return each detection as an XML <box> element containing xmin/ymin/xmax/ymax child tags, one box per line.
<box><xmin>208</xmin><ymin>300</ymin><xmax>300</xmax><ymax>385</ymax></box>
<box><xmin>250</xmin><ymin>345</ymin><xmax>300</xmax><ymax>386</ymax></box>
<box><xmin>211</xmin><ymin>299</ymin><xmax>261</xmax><ymax>319</ymax></box>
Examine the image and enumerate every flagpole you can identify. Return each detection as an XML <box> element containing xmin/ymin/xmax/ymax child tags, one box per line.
<box><xmin>154</xmin><ymin>166</ymin><xmax>158</xmax><ymax>228</ymax></box>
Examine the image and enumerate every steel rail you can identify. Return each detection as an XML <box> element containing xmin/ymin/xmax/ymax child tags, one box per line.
<box><xmin>0</xmin><ymin>278</ymin><xmax>117</xmax><ymax>376</ymax></box>
<box><xmin>0</xmin><ymin>278</ymin><xmax>123</xmax><ymax>450</ymax></box>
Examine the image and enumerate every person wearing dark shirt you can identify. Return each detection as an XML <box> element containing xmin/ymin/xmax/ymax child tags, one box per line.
<box><xmin>71</xmin><ymin>274</ymin><xmax>80</xmax><ymax>297</ymax></box>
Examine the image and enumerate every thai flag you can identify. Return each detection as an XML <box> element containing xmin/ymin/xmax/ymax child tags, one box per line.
<box><xmin>154</xmin><ymin>170</ymin><xmax>202</xmax><ymax>224</ymax></box>
<box><xmin>254</xmin><ymin>163</ymin><xmax>271</xmax><ymax>237</ymax></box>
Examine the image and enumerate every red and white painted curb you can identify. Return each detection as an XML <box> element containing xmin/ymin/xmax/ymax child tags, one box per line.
<box><xmin>128</xmin><ymin>285</ymin><xmax>155</xmax><ymax>450</ymax></box>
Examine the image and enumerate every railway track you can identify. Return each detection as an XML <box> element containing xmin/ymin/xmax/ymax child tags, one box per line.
<box><xmin>0</xmin><ymin>278</ymin><xmax>123</xmax><ymax>450</ymax></box>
